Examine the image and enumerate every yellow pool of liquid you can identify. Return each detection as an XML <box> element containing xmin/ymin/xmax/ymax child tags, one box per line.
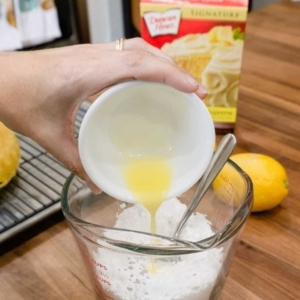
<box><xmin>123</xmin><ymin>157</ymin><xmax>172</xmax><ymax>234</ymax></box>
<box><xmin>147</xmin><ymin>261</ymin><xmax>161</xmax><ymax>274</ymax></box>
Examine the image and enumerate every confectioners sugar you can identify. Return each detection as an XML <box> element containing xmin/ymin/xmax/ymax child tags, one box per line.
<box><xmin>93</xmin><ymin>198</ymin><xmax>224</xmax><ymax>300</ymax></box>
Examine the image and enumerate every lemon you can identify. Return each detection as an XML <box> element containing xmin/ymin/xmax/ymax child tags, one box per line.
<box><xmin>207</xmin><ymin>26</ymin><xmax>234</xmax><ymax>44</ymax></box>
<box><xmin>0</xmin><ymin>122</ymin><xmax>20</xmax><ymax>188</ymax></box>
<box><xmin>213</xmin><ymin>153</ymin><xmax>289</xmax><ymax>212</ymax></box>
<box><xmin>207</xmin><ymin>26</ymin><xmax>221</xmax><ymax>43</ymax></box>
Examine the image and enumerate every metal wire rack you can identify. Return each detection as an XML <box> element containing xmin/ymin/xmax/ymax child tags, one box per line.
<box><xmin>0</xmin><ymin>102</ymin><xmax>90</xmax><ymax>243</ymax></box>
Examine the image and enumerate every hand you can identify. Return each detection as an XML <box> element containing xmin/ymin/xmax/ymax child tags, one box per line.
<box><xmin>0</xmin><ymin>38</ymin><xmax>207</xmax><ymax>193</ymax></box>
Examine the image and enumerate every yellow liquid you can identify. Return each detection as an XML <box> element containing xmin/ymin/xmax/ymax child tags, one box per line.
<box><xmin>123</xmin><ymin>158</ymin><xmax>172</xmax><ymax>233</ymax></box>
<box><xmin>147</xmin><ymin>261</ymin><xmax>160</xmax><ymax>274</ymax></box>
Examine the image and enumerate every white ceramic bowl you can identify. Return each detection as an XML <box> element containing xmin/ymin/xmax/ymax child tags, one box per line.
<box><xmin>79</xmin><ymin>81</ymin><xmax>215</xmax><ymax>203</ymax></box>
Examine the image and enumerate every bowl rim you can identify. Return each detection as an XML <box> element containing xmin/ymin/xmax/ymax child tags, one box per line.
<box><xmin>61</xmin><ymin>158</ymin><xmax>253</xmax><ymax>256</ymax></box>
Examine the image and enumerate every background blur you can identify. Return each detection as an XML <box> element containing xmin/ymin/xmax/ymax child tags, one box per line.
<box><xmin>0</xmin><ymin>0</ymin><xmax>279</xmax><ymax>52</ymax></box>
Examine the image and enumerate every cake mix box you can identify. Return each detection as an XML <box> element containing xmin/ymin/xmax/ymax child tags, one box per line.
<box><xmin>140</xmin><ymin>0</ymin><xmax>249</xmax><ymax>133</ymax></box>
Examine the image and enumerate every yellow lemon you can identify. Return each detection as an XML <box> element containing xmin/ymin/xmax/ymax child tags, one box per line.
<box><xmin>0</xmin><ymin>122</ymin><xmax>20</xmax><ymax>188</ymax></box>
<box><xmin>207</xmin><ymin>26</ymin><xmax>234</xmax><ymax>44</ymax></box>
<box><xmin>213</xmin><ymin>153</ymin><xmax>289</xmax><ymax>212</ymax></box>
<box><xmin>207</xmin><ymin>26</ymin><xmax>220</xmax><ymax>42</ymax></box>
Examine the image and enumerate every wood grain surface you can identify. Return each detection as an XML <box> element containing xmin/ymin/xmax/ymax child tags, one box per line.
<box><xmin>1</xmin><ymin>1</ymin><xmax>300</xmax><ymax>299</ymax></box>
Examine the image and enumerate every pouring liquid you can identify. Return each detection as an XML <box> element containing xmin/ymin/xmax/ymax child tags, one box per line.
<box><xmin>123</xmin><ymin>157</ymin><xmax>172</xmax><ymax>234</ymax></box>
<box><xmin>110</xmin><ymin>104</ymin><xmax>174</xmax><ymax>273</ymax></box>
<box><xmin>124</xmin><ymin>157</ymin><xmax>172</xmax><ymax>275</ymax></box>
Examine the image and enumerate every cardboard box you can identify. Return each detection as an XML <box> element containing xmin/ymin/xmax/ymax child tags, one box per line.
<box><xmin>140</xmin><ymin>0</ymin><xmax>249</xmax><ymax>133</ymax></box>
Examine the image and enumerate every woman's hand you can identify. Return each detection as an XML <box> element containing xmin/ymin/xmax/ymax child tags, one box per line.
<box><xmin>0</xmin><ymin>38</ymin><xmax>207</xmax><ymax>192</ymax></box>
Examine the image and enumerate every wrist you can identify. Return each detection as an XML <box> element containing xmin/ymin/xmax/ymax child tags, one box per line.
<box><xmin>0</xmin><ymin>52</ymin><xmax>30</xmax><ymax>131</ymax></box>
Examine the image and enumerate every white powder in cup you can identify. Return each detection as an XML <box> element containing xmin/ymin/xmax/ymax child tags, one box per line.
<box><xmin>92</xmin><ymin>198</ymin><xmax>224</xmax><ymax>300</ymax></box>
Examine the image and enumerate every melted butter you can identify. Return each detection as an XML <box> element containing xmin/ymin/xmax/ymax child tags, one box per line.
<box><xmin>123</xmin><ymin>157</ymin><xmax>172</xmax><ymax>234</ymax></box>
<box><xmin>147</xmin><ymin>261</ymin><xmax>160</xmax><ymax>274</ymax></box>
<box><xmin>110</xmin><ymin>105</ymin><xmax>174</xmax><ymax>274</ymax></box>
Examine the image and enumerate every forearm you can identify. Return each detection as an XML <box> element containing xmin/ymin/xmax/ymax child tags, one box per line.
<box><xmin>0</xmin><ymin>52</ymin><xmax>29</xmax><ymax>132</ymax></box>
<box><xmin>0</xmin><ymin>40</ymin><xmax>206</xmax><ymax>192</ymax></box>
<box><xmin>0</xmin><ymin>51</ymin><xmax>60</xmax><ymax>137</ymax></box>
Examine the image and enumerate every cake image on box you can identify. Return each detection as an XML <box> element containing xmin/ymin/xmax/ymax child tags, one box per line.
<box><xmin>162</xmin><ymin>26</ymin><xmax>244</xmax><ymax>108</ymax></box>
<box><xmin>140</xmin><ymin>0</ymin><xmax>249</xmax><ymax>133</ymax></box>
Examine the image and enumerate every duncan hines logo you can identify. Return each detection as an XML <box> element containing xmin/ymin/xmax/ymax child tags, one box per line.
<box><xmin>143</xmin><ymin>8</ymin><xmax>181</xmax><ymax>37</ymax></box>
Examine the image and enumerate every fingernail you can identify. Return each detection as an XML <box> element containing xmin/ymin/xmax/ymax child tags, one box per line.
<box><xmin>186</xmin><ymin>75</ymin><xmax>208</xmax><ymax>96</ymax></box>
<box><xmin>198</xmin><ymin>84</ymin><xmax>208</xmax><ymax>94</ymax></box>
<box><xmin>192</xmin><ymin>82</ymin><xmax>207</xmax><ymax>99</ymax></box>
<box><xmin>186</xmin><ymin>74</ymin><xmax>200</xmax><ymax>87</ymax></box>
<box><xmin>86</xmin><ymin>179</ymin><xmax>102</xmax><ymax>194</ymax></box>
<box><xmin>198</xmin><ymin>86</ymin><xmax>208</xmax><ymax>99</ymax></box>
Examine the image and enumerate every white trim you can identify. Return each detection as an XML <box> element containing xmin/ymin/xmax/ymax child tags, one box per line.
<box><xmin>86</xmin><ymin>0</ymin><xmax>125</xmax><ymax>44</ymax></box>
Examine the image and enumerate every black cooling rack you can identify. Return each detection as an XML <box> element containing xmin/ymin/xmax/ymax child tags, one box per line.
<box><xmin>0</xmin><ymin>102</ymin><xmax>90</xmax><ymax>243</ymax></box>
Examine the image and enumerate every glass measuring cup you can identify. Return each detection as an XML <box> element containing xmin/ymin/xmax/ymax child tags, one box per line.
<box><xmin>61</xmin><ymin>159</ymin><xmax>253</xmax><ymax>300</ymax></box>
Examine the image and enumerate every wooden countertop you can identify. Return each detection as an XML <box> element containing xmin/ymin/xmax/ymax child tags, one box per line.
<box><xmin>1</xmin><ymin>1</ymin><xmax>300</xmax><ymax>299</ymax></box>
